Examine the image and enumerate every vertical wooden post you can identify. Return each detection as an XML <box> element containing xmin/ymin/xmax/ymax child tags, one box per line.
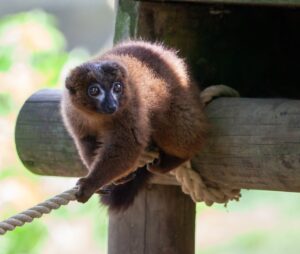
<box><xmin>108</xmin><ymin>185</ymin><xmax>195</xmax><ymax>254</ymax></box>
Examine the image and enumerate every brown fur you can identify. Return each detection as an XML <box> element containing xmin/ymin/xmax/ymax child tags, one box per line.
<box><xmin>61</xmin><ymin>40</ymin><xmax>207</xmax><ymax>205</ymax></box>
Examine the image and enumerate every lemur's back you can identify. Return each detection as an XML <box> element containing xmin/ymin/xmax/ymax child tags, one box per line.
<box><xmin>102</xmin><ymin>40</ymin><xmax>189</xmax><ymax>88</ymax></box>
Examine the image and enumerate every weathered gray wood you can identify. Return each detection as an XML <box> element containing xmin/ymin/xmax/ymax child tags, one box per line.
<box><xmin>137</xmin><ymin>0</ymin><xmax>300</xmax><ymax>7</ymax></box>
<box><xmin>15</xmin><ymin>89</ymin><xmax>87</xmax><ymax>177</ymax></box>
<box><xmin>196</xmin><ymin>98</ymin><xmax>300</xmax><ymax>192</ymax></box>
<box><xmin>15</xmin><ymin>89</ymin><xmax>300</xmax><ymax>192</ymax></box>
<box><xmin>108</xmin><ymin>185</ymin><xmax>195</xmax><ymax>254</ymax></box>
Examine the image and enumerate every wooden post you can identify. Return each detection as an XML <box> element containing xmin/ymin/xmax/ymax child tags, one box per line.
<box><xmin>108</xmin><ymin>185</ymin><xmax>195</xmax><ymax>254</ymax></box>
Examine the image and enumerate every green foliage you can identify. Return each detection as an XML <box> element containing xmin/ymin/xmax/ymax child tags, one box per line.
<box><xmin>92</xmin><ymin>205</ymin><xmax>109</xmax><ymax>250</ymax></box>
<box><xmin>0</xmin><ymin>9</ymin><xmax>70</xmax><ymax>86</ymax></box>
<box><xmin>0</xmin><ymin>9</ymin><xmax>90</xmax><ymax>254</ymax></box>
<box><xmin>0</xmin><ymin>10</ymin><xmax>65</xmax><ymax>51</ymax></box>
<box><xmin>0</xmin><ymin>222</ymin><xmax>48</xmax><ymax>254</ymax></box>
<box><xmin>196</xmin><ymin>190</ymin><xmax>300</xmax><ymax>254</ymax></box>
<box><xmin>30</xmin><ymin>51</ymin><xmax>68</xmax><ymax>87</ymax></box>
<box><xmin>198</xmin><ymin>227</ymin><xmax>300</xmax><ymax>254</ymax></box>
<box><xmin>0</xmin><ymin>93</ymin><xmax>14</xmax><ymax>116</ymax></box>
<box><xmin>0</xmin><ymin>46</ymin><xmax>13</xmax><ymax>71</ymax></box>
<box><xmin>50</xmin><ymin>195</ymin><xmax>108</xmax><ymax>250</ymax></box>
<box><xmin>0</xmin><ymin>166</ymin><xmax>20</xmax><ymax>180</ymax></box>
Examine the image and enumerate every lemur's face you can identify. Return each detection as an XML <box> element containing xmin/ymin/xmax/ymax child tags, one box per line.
<box><xmin>65</xmin><ymin>60</ymin><xmax>128</xmax><ymax>115</ymax></box>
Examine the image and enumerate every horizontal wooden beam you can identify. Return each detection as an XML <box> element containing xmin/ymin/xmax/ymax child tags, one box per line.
<box><xmin>137</xmin><ymin>0</ymin><xmax>300</xmax><ymax>7</ymax></box>
<box><xmin>15</xmin><ymin>89</ymin><xmax>300</xmax><ymax>192</ymax></box>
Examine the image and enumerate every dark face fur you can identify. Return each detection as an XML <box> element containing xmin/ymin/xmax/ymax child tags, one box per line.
<box><xmin>65</xmin><ymin>60</ymin><xmax>128</xmax><ymax>115</ymax></box>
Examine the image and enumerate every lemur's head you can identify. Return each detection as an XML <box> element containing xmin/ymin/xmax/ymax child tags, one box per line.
<box><xmin>65</xmin><ymin>60</ymin><xmax>128</xmax><ymax>115</ymax></box>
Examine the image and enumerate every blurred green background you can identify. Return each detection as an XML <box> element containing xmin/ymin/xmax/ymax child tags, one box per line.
<box><xmin>0</xmin><ymin>1</ymin><xmax>300</xmax><ymax>254</ymax></box>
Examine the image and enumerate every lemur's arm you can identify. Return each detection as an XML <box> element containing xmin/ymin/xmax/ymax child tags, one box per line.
<box><xmin>62</xmin><ymin>108</ymin><xmax>100</xmax><ymax>168</ymax></box>
<box><xmin>74</xmin><ymin>135</ymin><xmax>101</xmax><ymax>168</ymax></box>
<box><xmin>76</xmin><ymin>125</ymin><xmax>146</xmax><ymax>203</ymax></box>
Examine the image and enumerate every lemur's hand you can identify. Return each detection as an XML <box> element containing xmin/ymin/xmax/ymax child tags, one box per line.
<box><xmin>75</xmin><ymin>177</ymin><xmax>97</xmax><ymax>203</ymax></box>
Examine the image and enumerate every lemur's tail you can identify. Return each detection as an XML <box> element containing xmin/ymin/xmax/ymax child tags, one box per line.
<box><xmin>100</xmin><ymin>166</ymin><xmax>152</xmax><ymax>213</ymax></box>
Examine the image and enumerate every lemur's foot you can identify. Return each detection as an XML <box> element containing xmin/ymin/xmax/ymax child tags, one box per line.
<box><xmin>75</xmin><ymin>177</ymin><xmax>97</xmax><ymax>203</ymax></box>
<box><xmin>200</xmin><ymin>84</ymin><xmax>239</xmax><ymax>106</ymax></box>
<box><xmin>147</xmin><ymin>158</ymin><xmax>164</xmax><ymax>174</ymax></box>
<box><xmin>138</xmin><ymin>150</ymin><xmax>159</xmax><ymax>167</ymax></box>
<box><xmin>147</xmin><ymin>159</ymin><xmax>171</xmax><ymax>175</ymax></box>
<box><xmin>147</xmin><ymin>154</ymin><xmax>186</xmax><ymax>175</ymax></box>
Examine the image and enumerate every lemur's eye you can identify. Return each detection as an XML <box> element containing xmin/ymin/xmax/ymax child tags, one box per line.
<box><xmin>88</xmin><ymin>85</ymin><xmax>101</xmax><ymax>97</ymax></box>
<box><xmin>112</xmin><ymin>82</ymin><xmax>123</xmax><ymax>94</ymax></box>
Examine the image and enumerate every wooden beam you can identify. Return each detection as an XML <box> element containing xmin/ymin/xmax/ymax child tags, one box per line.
<box><xmin>15</xmin><ymin>89</ymin><xmax>300</xmax><ymax>192</ymax></box>
<box><xmin>137</xmin><ymin>0</ymin><xmax>300</xmax><ymax>7</ymax></box>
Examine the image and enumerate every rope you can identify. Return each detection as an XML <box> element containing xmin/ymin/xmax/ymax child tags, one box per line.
<box><xmin>0</xmin><ymin>152</ymin><xmax>238</xmax><ymax>236</ymax></box>
<box><xmin>0</xmin><ymin>151</ymin><xmax>158</xmax><ymax>236</ymax></box>
<box><xmin>0</xmin><ymin>161</ymin><xmax>240</xmax><ymax>237</ymax></box>
<box><xmin>141</xmin><ymin>151</ymin><xmax>240</xmax><ymax>205</ymax></box>
<box><xmin>0</xmin><ymin>157</ymin><xmax>239</xmax><ymax>236</ymax></box>
<box><xmin>0</xmin><ymin>187</ymin><xmax>78</xmax><ymax>236</ymax></box>
<box><xmin>171</xmin><ymin>162</ymin><xmax>241</xmax><ymax>206</ymax></box>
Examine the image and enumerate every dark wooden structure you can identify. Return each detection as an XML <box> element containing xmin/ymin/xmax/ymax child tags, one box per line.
<box><xmin>15</xmin><ymin>1</ymin><xmax>300</xmax><ymax>253</ymax></box>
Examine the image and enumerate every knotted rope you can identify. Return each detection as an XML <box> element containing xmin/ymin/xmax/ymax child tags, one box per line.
<box><xmin>172</xmin><ymin>162</ymin><xmax>241</xmax><ymax>206</ymax></box>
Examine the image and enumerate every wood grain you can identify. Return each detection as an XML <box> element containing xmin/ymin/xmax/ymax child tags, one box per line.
<box><xmin>108</xmin><ymin>185</ymin><xmax>195</xmax><ymax>254</ymax></box>
<box><xmin>15</xmin><ymin>89</ymin><xmax>300</xmax><ymax>192</ymax></box>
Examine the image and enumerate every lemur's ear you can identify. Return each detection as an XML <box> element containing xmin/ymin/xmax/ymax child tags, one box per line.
<box><xmin>100</xmin><ymin>60</ymin><xmax>128</xmax><ymax>80</ymax></box>
<box><xmin>65</xmin><ymin>76</ymin><xmax>76</xmax><ymax>95</ymax></box>
<box><xmin>112</xmin><ymin>61</ymin><xmax>128</xmax><ymax>80</ymax></box>
<box><xmin>65</xmin><ymin>64</ymin><xmax>91</xmax><ymax>95</ymax></box>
